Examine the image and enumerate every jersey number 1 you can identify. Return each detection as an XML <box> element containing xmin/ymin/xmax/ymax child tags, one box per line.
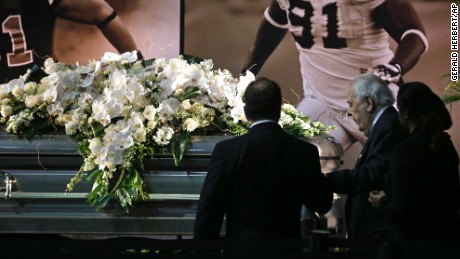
<box><xmin>2</xmin><ymin>15</ymin><xmax>34</xmax><ymax>67</ymax></box>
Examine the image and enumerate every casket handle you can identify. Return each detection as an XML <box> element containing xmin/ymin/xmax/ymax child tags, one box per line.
<box><xmin>0</xmin><ymin>171</ymin><xmax>16</xmax><ymax>199</ymax></box>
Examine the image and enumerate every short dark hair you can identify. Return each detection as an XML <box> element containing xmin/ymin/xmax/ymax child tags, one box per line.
<box><xmin>243</xmin><ymin>77</ymin><xmax>282</xmax><ymax>122</ymax></box>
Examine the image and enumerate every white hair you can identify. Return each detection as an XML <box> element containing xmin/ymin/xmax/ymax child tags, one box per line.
<box><xmin>350</xmin><ymin>73</ymin><xmax>395</xmax><ymax>107</ymax></box>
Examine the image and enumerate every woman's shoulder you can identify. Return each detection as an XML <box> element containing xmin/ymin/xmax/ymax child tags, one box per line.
<box><xmin>394</xmin><ymin>132</ymin><xmax>427</xmax><ymax>154</ymax></box>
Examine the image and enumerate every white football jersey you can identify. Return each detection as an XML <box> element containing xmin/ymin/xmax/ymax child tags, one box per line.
<box><xmin>267</xmin><ymin>0</ymin><xmax>395</xmax><ymax>111</ymax></box>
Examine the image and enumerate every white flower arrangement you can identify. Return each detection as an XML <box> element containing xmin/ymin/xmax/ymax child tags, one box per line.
<box><xmin>0</xmin><ymin>51</ymin><xmax>335</xmax><ymax>211</ymax></box>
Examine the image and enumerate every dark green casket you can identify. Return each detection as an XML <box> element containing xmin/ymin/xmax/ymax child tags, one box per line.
<box><xmin>0</xmin><ymin>130</ymin><xmax>343</xmax><ymax>237</ymax></box>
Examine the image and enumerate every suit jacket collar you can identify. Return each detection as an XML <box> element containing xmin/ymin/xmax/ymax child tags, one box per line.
<box><xmin>356</xmin><ymin>106</ymin><xmax>398</xmax><ymax>167</ymax></box>
<box><xmin>369</xmin><ymin>105</ymin><xmax>391</xmax><ymax>134</ymax></box>
<box><xmin>366</xmin><ymin>106</ymin><xmax>398</xmax><ymax>141</ymax></box>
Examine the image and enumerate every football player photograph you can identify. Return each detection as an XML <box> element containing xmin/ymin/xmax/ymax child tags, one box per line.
<box><xmin>369</xmin><ymin>82</ymin><xmax>460</xmax><ymax>259</ymax></box>
<box><xmin>325</xmin><ymin>73</ymin><xmax>408</xmax><ymax>258</ymax></box>
<box><xmin>0</xmin><ymin>0</ymin><xmax>182</xmax><ymax>83</ymax></box>
<box><xmin>241</xmin><ymin>0</ymin><xmax>427</xmax><ymax>154</ymax></box>
<box><xmin>0</xmin><ymin>0</ymin><xmax>141</xmax><ymax>84</ymax></box>
<box><xmin>53</xmin><ymin>0</ymin><xmax>182</xmax><ymax>66</ymax></box>
<box><xmin>194</xmin><ymin>77</ymin><xmax>333</xmax><ymax>257</ymax></box>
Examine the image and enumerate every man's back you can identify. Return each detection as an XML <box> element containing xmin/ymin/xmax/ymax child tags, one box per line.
<box><xmin>194</xmin><ymin>122</ymin><xmax>332</xmax><ymax>239</ymax></box>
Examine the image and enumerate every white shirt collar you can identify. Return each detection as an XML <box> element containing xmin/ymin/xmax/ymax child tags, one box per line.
<box><xmin>370</xmin><ymin>105</ymin><xmax>391</xmax><ymax>133</ymax></box>
<box><xmin>250</xmin><ymin>119</ymin><xmax>278</xmax><ymax>128</ymax></box>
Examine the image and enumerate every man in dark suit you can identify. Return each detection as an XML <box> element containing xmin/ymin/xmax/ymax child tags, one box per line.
<box><xmin>325</xmin><ymin>73</ymin><xmax>408</xmax><ymax>252</ymax></box>
<box><xmin>194</xmin><ymin>77</ymin><xmax>333</xmax><ymax>255</ymax></box>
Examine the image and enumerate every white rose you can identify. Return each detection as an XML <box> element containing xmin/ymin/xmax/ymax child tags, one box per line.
<box><xmin>153</xmin><ymin>126</ymin><xmax>174</xmax><ymax>146</ymax></box>
<box><xmin>55</xmin><ymin>114</ymin><xmax>72</xmax><ymax>126</ymax></box>
<box><xmin>1</xmin><ymin>105</ymin><xmax>13</xmax><ymax>118</ymax></box>
<box><xmin>24</xmin><ymin>82</ymin><xmax>38</xmax><ymax>95</ymax></box>
<box><xmin>147</xmin><ymin>120</ymin><xmax>157</xmax><ymax>130</ymax></box>
<box><xmin>1</xmin><ymin>98</ymin><xmax>11</xmax><ymax>105</ymax></box>
<box><xmin>174</xmin><ymin>88</ymin><xmax>184</xmax><ymax>98</ymax></box>
<box><xmin>183</xmin><ymin>118</ymin><xmax>200</xmax><ymax>132</ymax></box>
<box><xmin>279</xmin><ymin>112</ymin><xmax>294</xmax><ymax>126</ymax></box>
<box><xmin>64</xmin><ymin>121</ymin><xmax>78</xmax><ymax>135</ymax></box>
<box><xmin>143</xmin><ymin>105</ymin><xmax>157</xmax><ymax>121</ymax></box>
<box><xmin>0</xmin><ymin>84</ymin><xmax>11</xmax><ymax>99</ymax></box>
<box><xmin>83</xmin><ymin>160</ymin><xmax>96</xmax><ymax>171</ymax></box>
<box><xmin>24</xmin><ymin>95</ymin><xmax>42</xmax><ymax>108</ymax></box>
<box><xmin>301</xmin><ymin>120</ymin><xmax>312</xmax><ymax>130</ymax></box>
<box><xmin>282</xmin><ymin>103</ymin><xmax>297</xmax><ymax>113</ymax></box>
<box><xmin>12</xmin><ymin>87</ymin><xmax>24</xmax><ymax>99</ymax></box>
<box><xmin>133</xmin><ymin>128</ymin><xmax>147</xmax><ymax>143</ymax></box>
<box><xmin>89</xmin><ymin>138</ymin><xmax>103</xmax><ymax>154</ymax></box>
<box><xmin>181</xmin><ymin>99</ymin><xmax>192</xmax><ymax>110</ymax></box>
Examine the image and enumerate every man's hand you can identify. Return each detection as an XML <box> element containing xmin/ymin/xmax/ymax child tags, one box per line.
<box><xmin>361</xmin><ymin>63</ymin><xmax>403</xmax><ymax>85</ymax></box>
<box><xmin>368</xmin><ymin>190</ymin><xmax>386</xmax><ymax>209</ymax></box>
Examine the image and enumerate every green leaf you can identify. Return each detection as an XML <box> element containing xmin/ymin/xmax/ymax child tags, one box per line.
<box><xmin>146</xmin><ymin>146</ymin><xmax>155</xmax><ymax>157</ymax></box>
<box><xmin>114</xmin><ymin>187</ymin><xmax>133</xmax><ymax>213</ymax></box>
<box><xmin>12</xmin><ymin>103</ymin><xmax>26</xmax><ymax>113</ymax></box>
<box><xmin>22</xmin><ymin>117</ymin><xmax>52</xmax><ymax>140</ymax></box>
<box><xmin>170</xmin><ymin>130</ymin><xmax>191</xmax><ymax>166</ymax></box>
<box><xmin>442</xmin><ymin>81</ymin><xmax>460</xmax><ymax>105</ymax></box>
<box><xmin>442</xmin><ymin>95</ymin><xmax>460</xmax><ymax>105</ymax></box>
<box><xmin>77</xmin><ymin>139</ymin><xmax>90</xmax><ymax>155</ymax></box>
<box><xmin>24</xmin><ymin>65</ymin><xmax>49</xmax><ymax>84</ymax></box>
<box><xmin>180</xmin><ymin>86</ymin><xmax>201</xmax><ymax>101</ymax></box>
<box><xmin>87</xmin><ymin>180</ymin><xmax>111</xmax><ymax>211</ymax></box>
<box><xmin>85</xmin><ymin>169</ymin><xmax>103</xmax><ymax>182</ymax></box>
<box><xmin>182</xmin><ymin>54</ymin><xmax>204</xmax><ymax>64</ymax></box>
<box><xmin>441</xmin><ymin>77</ymin><xmax>460</xmax><ymax>105</ymax></box>
<box><xmin>65</xmin><ymin>167</ymin><xmax>85</xmax><ymax>193</ymax></box>
<box><xmin>142</xmin><ymin>58</ymin><xmax>156</xmax><ymax>67</ymax></box>
<box><xmin>132</xmin><ymin>157</ymin><xmax>144</xmax><ymax>172</ymax></box>
<box><xmin>90</xmin><ymin>122</ymin><xmax>106</xmax><ymax>138</ymax></box>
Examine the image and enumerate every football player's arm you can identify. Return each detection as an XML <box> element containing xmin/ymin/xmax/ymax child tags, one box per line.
<box><xmin>373</xmin><ymin>0</ymin><xmax>427</xmax><ymax>75</ymax></box>
<box><xmin>242</xmin><ymin>1</ymin><xmax>288</xmax><ymax>75</ymax></box>
<box><xmin>53</xmin><ymin>0</ymin><xmax>143</xmax><ymax>59</ymax></box>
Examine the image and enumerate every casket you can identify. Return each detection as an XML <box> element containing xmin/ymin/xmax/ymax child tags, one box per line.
<box><xmin>0</xmin><ymin>130</ymin><xmax>343</xmax><ymax>236</ymax></box>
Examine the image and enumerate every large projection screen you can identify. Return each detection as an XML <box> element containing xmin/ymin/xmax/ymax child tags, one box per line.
<box><xmin>54</xmin><ymin>0</ymin><xmax>183</xmax><ymax>65</ymax></box>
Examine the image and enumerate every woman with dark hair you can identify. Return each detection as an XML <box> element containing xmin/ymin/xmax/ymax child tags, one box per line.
<box><xmin>369</xmin><ymin>82</ymin><xmax>460</xmax><ymax>259</ymax></box>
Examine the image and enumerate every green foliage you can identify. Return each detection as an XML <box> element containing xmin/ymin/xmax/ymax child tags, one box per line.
<box><xmin>442</xmin><ymin>79</ymin><xmax>460</xmax><ymax>105</ymax></box>
<box><xmin>170</xmin><ymin>131</ymin><xmax>191</xmax><ymax>166</ymax></box>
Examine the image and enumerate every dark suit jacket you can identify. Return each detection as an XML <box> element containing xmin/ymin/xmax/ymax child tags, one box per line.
<box><xmin>326</xmin><ymin>106</ymin><xmax>408</xmax><ymax>242</ymax></box>
<box><xmin>194</xmin><ymin>122</ymin><xmax>332</xmax><ymax>241</ymax></box>
<box><xmin>379</xmin><ymin>131</ymin><xmax>460</xmax><ymax>240</ymax></box>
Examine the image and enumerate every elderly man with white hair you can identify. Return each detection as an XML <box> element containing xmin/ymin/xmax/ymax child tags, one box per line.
<box><xmin>325</xmin><ymin>73</ymin><xmax>408</xmax><ymax>257</ymax></box>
